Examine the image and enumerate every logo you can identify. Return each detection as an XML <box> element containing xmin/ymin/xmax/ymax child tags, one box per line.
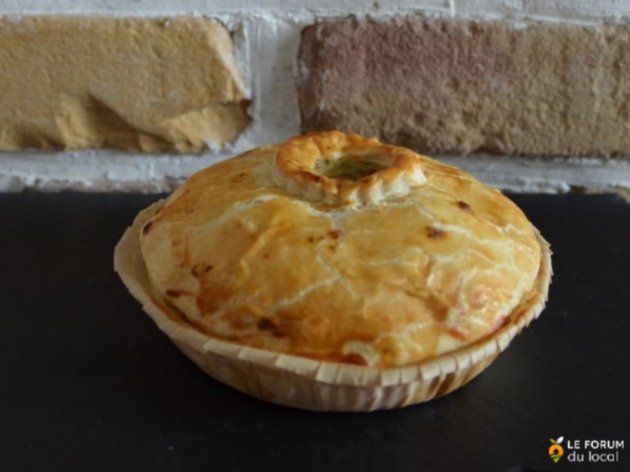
<box><xmin>549</xmin><ymin>437</ymin><xmax>565</xmax><ymax>463</ymax></box>
<box><xmin>548</xmin><ymin>436</ymin><xmax>624</xmax><ymax>464</ymax></box>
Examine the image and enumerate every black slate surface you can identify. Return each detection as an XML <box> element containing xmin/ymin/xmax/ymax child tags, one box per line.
<box><xmin>0</xmin><ymin>193</ymin><xmax>628</xmax><ymax>472</ymax></box>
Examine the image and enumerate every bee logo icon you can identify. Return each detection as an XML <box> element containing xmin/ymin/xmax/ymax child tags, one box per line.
<box><xmin>549</xmin><ymin>437</ymin><xmax>565</xmax><ymax>463</ymax></box>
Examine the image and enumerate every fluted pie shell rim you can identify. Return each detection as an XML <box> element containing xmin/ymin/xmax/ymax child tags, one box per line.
<box><xmin>114</xmin><ymin>199</ymin><xmax>552</xmax><ymax>411</ymax></box>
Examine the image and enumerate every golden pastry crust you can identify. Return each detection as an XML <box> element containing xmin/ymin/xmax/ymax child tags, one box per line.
<box><xmin>273</xmin><ymin>132</ymin><xmax>427</xmax><ymax>206</ymax></box>
<box><xmin>139</xmin><ymin>131</ymin><xmax>545</xmax><ymax>368</ymax></box>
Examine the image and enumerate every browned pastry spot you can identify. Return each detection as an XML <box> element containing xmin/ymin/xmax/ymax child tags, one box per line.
<box><xmin>341</xmin><ymin>353</ymin><xmax>368</xmax><ymax>366</ymax></box>
<box><xmin>426</xmin><ymin>226</ymin><xmax>447</xmax><ymax>239</ymax></box>
<box><xmin>197</xmin><ymin>283</ymin><xmax>232</xmax><ymax>314</ymax></box>
<box><xmin>190</xmin><ymin>262</ymin><xmax>213</xmax><ymax>277</ymax></box>
<box><xmin>456</xmin><ymin>200</ymin><xmax>472</xmax><ymax>211</ymax></box>
<box><xmin>257</xmin><ymin>317</ymin><xmax>277</xmax><ymax>330</ymax></box>
<box><xmin>328</xmin><ymin>229</ymin><xmax>341</xmax><ymax>239</ymax></box>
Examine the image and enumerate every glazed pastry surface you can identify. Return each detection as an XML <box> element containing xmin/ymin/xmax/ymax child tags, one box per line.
<box><xmin>140</xmin><ymin>132</ymin><xmax>543</xmax><ymax>368</ymax></box>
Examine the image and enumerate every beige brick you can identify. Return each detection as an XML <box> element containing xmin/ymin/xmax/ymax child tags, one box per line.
<box><xmin>0</xmin><ymin>17</ymin><xmax>250</xmax><ymax>153</ymax></box>
<box><xmin>299</xmin><ymin>18</ymin><xmax>630</xmax><ymax>157</ymax></box>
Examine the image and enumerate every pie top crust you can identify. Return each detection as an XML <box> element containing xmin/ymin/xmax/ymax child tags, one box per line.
<box><xmin>138</xmin><ymin>131</ymin><xmax>545</xmax><ymax>368</ymax></box>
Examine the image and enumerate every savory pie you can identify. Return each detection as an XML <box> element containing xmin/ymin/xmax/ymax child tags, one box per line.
<box><xmin>114</xmin><ymin>131</ymin><xmax>552</xmax><ymax>411</ymax></box>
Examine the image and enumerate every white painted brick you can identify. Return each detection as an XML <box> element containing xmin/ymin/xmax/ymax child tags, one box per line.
<box><xmin>0</xmin><ymin>0</ymin><xmax>449</xmax><ymax>15</ymax></box>
<box><xmin>523</xmin><ymin>0</ymin><xmax>630</xmax><ymax>22</ymax></box>
<box><xmin>0</xmin><ymin>0</ymin><xmax>629</xmax><ymax>193</ymax></box>
<box><xmin>454</xmin><ymin>0</ymin><xmax>630</xmax><ymax>21</ymax></box>
<box><xmin>453</xmin><ymin>0</ymin><xmax>524</xmax><ymax>19</ymax></box>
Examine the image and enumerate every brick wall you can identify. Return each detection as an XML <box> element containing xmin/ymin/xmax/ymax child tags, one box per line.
<box><xmin>0</xmin><ymin>0</ymin><xmax>629</xmax><ymax>195</ymax></box>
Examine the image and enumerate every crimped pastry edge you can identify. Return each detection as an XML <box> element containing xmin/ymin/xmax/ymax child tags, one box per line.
<box><xmin>114</xmin><ymin>200</ymin><xmax>552</xmax><ymax>411</ymax></box>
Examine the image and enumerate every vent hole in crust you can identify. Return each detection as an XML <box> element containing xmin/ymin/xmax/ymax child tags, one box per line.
<box><xmin>316</xmin><ymin>155</ymin><xmax>387</xmax><ymax>181</ymax></box>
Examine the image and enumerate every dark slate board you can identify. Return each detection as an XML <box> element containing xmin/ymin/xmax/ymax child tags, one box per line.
<box><xmin>0</xmin><ymin>193</ymin><xmax>628</xmax><ymax>472</ymax></box>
